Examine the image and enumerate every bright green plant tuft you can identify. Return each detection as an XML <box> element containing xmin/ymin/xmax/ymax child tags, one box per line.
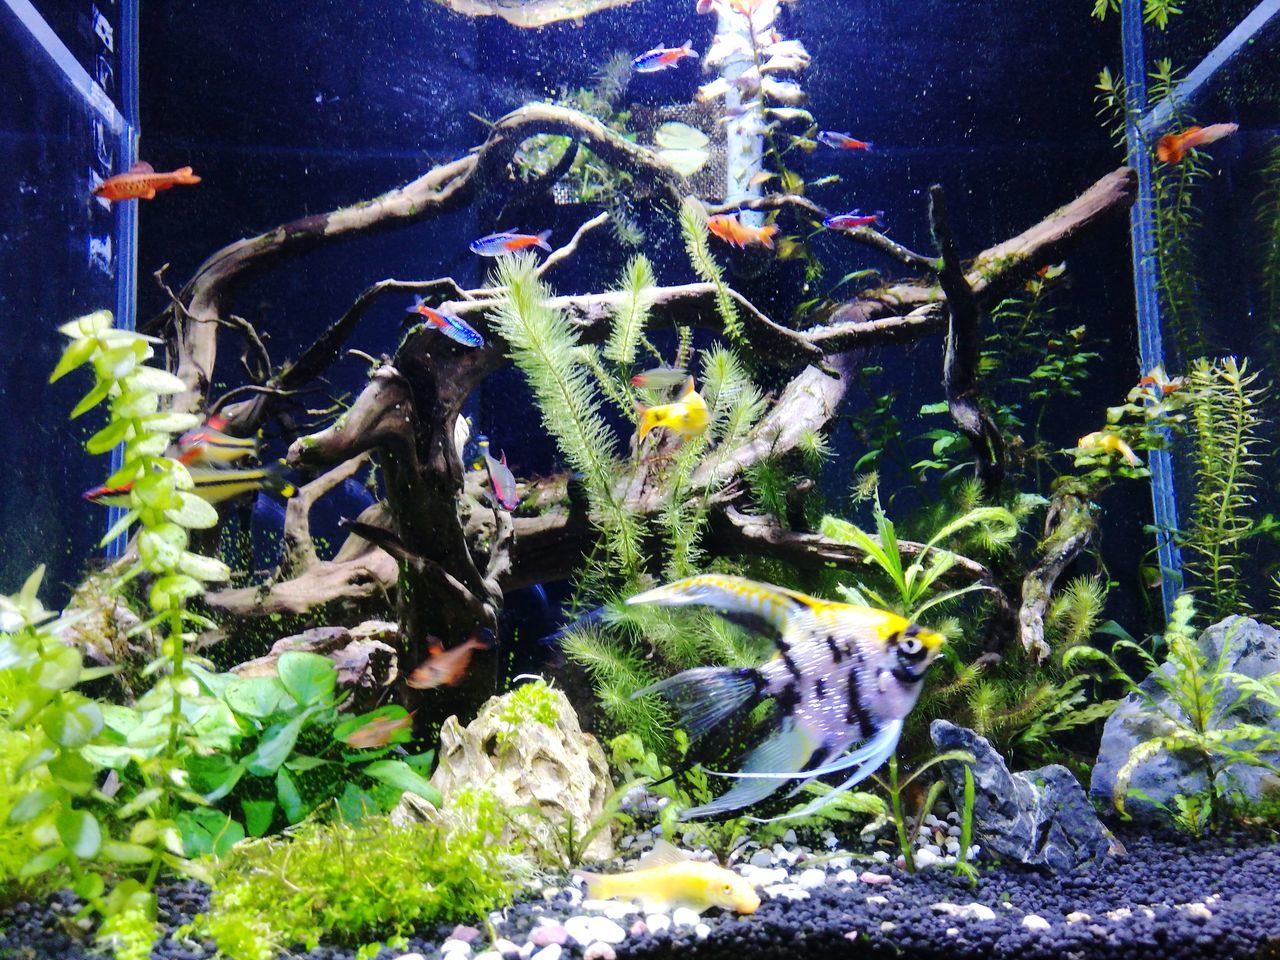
<box><xmin>679</xmin><ymin>199</ymin><xmax>743</xmax><ymax>343</ymax></box>
<box><xmin>189</xmin><ymin>790</ymin><xmax>529</xmax><ymax>959</ymax></box>
<box><xmin>605</xmin><ymin>254</ymin><xmax>657</xmax><ymax>365</ymax></box>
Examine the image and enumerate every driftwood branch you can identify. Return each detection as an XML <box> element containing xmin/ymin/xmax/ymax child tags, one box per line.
<box><xmin>281</xmin><ymin>453</ymin><xmax>370</xmax><ymax>578</ymax></box>
<box><xmin>1019</xmin><ymin>490</ymin><xmax>1098</xmax><ymax>662</ymax></box>
<box><xmin>930</xmin><ymin>184</ymin><xmax>1006</xmax><ymax>493</ymax></box>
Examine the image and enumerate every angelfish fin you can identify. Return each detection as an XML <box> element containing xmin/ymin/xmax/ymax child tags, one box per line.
<box><xmin>636</xmin><ymin>838</ymin><xmax>690</xmax><ymax>870</ymax></box>
<box><xmin>632</xmin><ymin>666</ymin><xmax>762</xmax><ymax>742</ymax></box>
<box><xmin>749</xmin><ymin>721</ymin><xmax>904</xmax><ymax>824</ymax></box>
<box><xmin>681</xmin><ymin>719</ymin><xmax>819</xmax><ymax>820</ymax></box>
<box><xmin>627</xmin><ymin>574</ymin><xmax>813</xmax><ymax>638</ymax></box>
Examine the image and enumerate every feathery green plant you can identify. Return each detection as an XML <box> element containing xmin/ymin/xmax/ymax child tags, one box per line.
<box><xmin>1258</xmin><ymin>141</ymin><xmax>1280</xmax><ymax>364</ymax></box>
<box><xmin>1183</xmin><ymin>357</ymin><xmax>1266</xmax><ymax>619</ymax></box>
<box><xmin>679</xmin><ymin>198</ymin><xmax>743</xmax><ymax>343</ymax></box>
<box><xmin>1091</xmin><ymin>0</ymin><xmax>1185</xmax><ymax>28</ymax></box>
<box><xmin>491</xmin><ymin>255</ymin><xmax>644</xmax><ymax>580</ymax></box>
<box><xmin>605</xmin><ymin>254</ymin><xmax>657</xmax><ymax>366</ymax></box>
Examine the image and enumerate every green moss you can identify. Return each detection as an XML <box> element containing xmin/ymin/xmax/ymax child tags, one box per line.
<box><xmin>188</xmin><ymin>790</ymin><xmax>528</xmax><ymax>959</ymax></box>
<box><xmin>496</xmin><ymin>679</ymin><xmax>561</xmax><ymax>748</ymax></box>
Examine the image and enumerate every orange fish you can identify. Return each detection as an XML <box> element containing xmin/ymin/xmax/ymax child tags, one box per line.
<box><xmin>706</xmin><ymin>214</ymin><xmax>779</xmax><ymax>250</ymax></box>
<box><xmin>342</xmin><ymin>711</ymin><xmax>415</xmax><ymax>748</ymax></box>
<box><xmin>1155</xmin><ymin>123</ymin><xmax>1238</xmax><ymax>164</ymax></box>
<box><xmin>93</xmin><ymin>161</ymin><xmax>201</xmax><ymax>202</ymax></box>
<box><xmin>406</xmin><ymin>629</ymin><xmax>494</xmax><ymax>691</ymax></box>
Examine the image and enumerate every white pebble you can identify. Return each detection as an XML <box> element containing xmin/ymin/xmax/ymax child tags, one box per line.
<box><xmin>741</xmin><ymin>865</ymin><xmax>788</xmax><ymax>886</ymax></box>
<box><xmin>493</xmin><ymin>941</ymin><xmax>520</xmax><ymax>957</ymax></box>
<box><xmin>828</xmin><ymin>856</ymin><xmax>851</xmax><ymax>870</ymax></box>
<box><xmin>946</xmin><ymin>927</ymin><xmax>959</xmax><ymax>938</ymax></box>
<box><xmin>782</xmin><ymin>829</ymin><xmax>798</xmax><ymax>844</ymax></box>
<box><xmin>797</xmin><ymin>867</ymin><xmax>827</xmax><ymax>889</ymax></box>
<box><xmin>822</xmin><ymin>831</ymin><xmax>838</xmax><ymax>849</ymax></box>
<box><xmin>1066</xmin><ymin>911</ymin><xmax>1091</xmax><ymax>924</ymax></box>
<box><xmin>914</xmin><ymin>849</ymin><xmax>940</xmax><ymax>869</ymax></box>
<box><xmin>563</xmin><ymin>916</ymin><xmax>596</xmax><ymax>946</ymax></box>
<box><xmin>946</xmin><ymin>840</ymin><xmax>961</xmax><ymax>855</ymax></box>
<box><xmin>924</xmin><ymin>814</ymin><xmax>942</xmax><ymax>829</ymax></box>
<box><xmin>763</xmin><ymin>883</ymin><xmax>810</xmax><ymax>901</ymax></box>
<box><xmin>1184</xmin><ymin>902</ymin><xmax>1213</xmax><ymax>920</ymax></box>
<box><xmin>673</xmin><ymin>907</ymin><xmax>702</xmax><ymax>928</ymax></box>
<box><xmin>967</xmin><ymin>845</ymin><xmax>981</xmax><ymax>859</ymax></box>
<box><xmin>749</xmin><ymin>849</ymin><xmax>775</xmax><ymax>868</ymax></box>
<box><xmin>695</xmin><ymin>923</ymin><xmax>711</xmax><ymax>940</ymax></box>
<box><xmin>582</xmin><ymin>944</ymin><xmax>616</xmax><ymax>960</ymax></box>
<box><xmin>473</xmin><ymin>953</ymin><xmax>501</xmax><ymax>960</ymax></box>
<box><xmin>646</xmin><ymin>913</ymin><xmax>671</xmax><ymax>934</ymax></box>
<box><xmin>865</xmin><ymin>895</ymin><xmax>889</xmax><ymax>906</ymax></box>
<box><xmin>947</xmin><ymin>825</ymin><xmax>963</xmax><ymax>837</ymax></box>
<box><xmin>872</xmin><ymin>850</ymin><xmax>891</xmax><ymax>863</ymax></box>
<box><xmin>880</xmin><ymin>921</ymin><xmax>897</xmax><ymax>933</ymax></box>
<box><xmin>922</xmin><ymin>843</ymin><xmax>943</xmax><ymax>856</ymax></box>
<box><xmin>964</xmin><ymin>903</ymin><xmax>997</xmax><ymax>922</ymax></box>
<box><xmin>588</xmin><ymin>918</ymin><xmax>627</xmax><ymax>945</ymax></box>
<box><xmin>582</xmin><ymin>900</ymin><xmax>637</xmax><ymax>920</ymax></box>
<box><xmin>531</xmin><ymin>946</ymin><xmax>561</xmax><ymax>960</ymax></box>
<box><xmin>518</xmin><ymin>946</ymin><xmax>534</xmax><ymax>960</ymax></box>
<box><xmin>441</xmin><ymin>940</ymin><xmax>472</xmax><ymax>956</ymax></box>
<box><xmin>946</xmin><ymin>811</ymin><xmax>961</xmax><ymax>823</ymax></box>
<box><xmin>1022</xmin><ymin>915</ymin><xmax>1052</xmax><ymax>932</ymax></box>
<box><xmin>835</xmin><ymin>869</ymin><xmax>860</xmax><ymax>884</ymax></box>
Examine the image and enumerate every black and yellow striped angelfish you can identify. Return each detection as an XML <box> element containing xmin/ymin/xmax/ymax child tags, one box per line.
<box><xmin>629</xmin><ymin>574</ymin><xmax>945</xmax><ymax>821</ymax></box>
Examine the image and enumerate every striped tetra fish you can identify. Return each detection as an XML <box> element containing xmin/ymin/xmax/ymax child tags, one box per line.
<box><xmin>630</xmin><ymin>574</ymin><xmax>945</xmax><ymax>821</ymax></box>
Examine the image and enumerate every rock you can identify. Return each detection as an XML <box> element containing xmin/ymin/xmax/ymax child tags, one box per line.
<box><xmin>494</xmin><ymin>940</ymin><xmax>522</xmax><ymax>956</ymax></box>
<box><xmin>396</xmin><ymin>685</ymin><xmax>614</xmax><ymax>862</ymax></box>
<box><xmin>672</xmin><ymin>907</ymin><xmax>701</xmax><ymax>927</ymax></box>
<box><xmin>586</xmin><ymin>918</ymin><xmax>627</xmax><ymax>945</ymax></box>
<box><xmin>1090</xmin><ymin>616</ymin><xmax>1280</xmax><ymax>822</ymax></box>
<box><xmin>797</xmin><ymin>867</ymin><xmax>827</xmax><ymax>889</ymax></box>
<box><xmin>441</xmin><ymin>939</ymin><xmax>472</xmax><ymax>956</ymax></box>
<box><xmin>530</xmin><ymin>946</ymin><xmax>562</xmax><ymax>960</ymax></box>
<box><xmin>529</xmin><ymin>925</ymin><xmax>568</xmax><ymax>947</ymax></box>
<box><xmin>628</xmin><ymin>920</ymin><xmax>648</xmax><ymax>937</ymax></box>
<box><xmin>1022</xmin><ymin>914</ymin><xmax>1051</xmax><ymax>932</ymax></box>
<box><xmin>931</xmin><ymin>902</ymin><xmax>996</xmax><ymax>922</ymax></box>
<box><xmin>1066</xmin><ymin>911</ymin><xmax>1091</xmax><ymax>923</ymax></box>
<box><xmin>583</xmin><ymin>944</ymin><xmax>617</xmax><ymax>960</ymax></box>
<box><xmin>231</xmin><ymin>622</ymin><xmax>398</xmax><ymax>709</ymax></box>
<box><xmin>563</xmin><ymin>916</ymin><xmax>596</xmax><ymax>946</ymax></box>
<box><xmin>646</xmin><ymin>914</ymin><xmax>671</xmax><ymax>934</ymax></box>
<box><xmin>763</xmin><ymin>883</ymin><xmax>810</xmax><ymax>901</ymax></box>
<box><xmin>913</xmin><ymin>848</ymin><xmax>939</xmax><ymax>869</ymax></box>
<box><xmin>694</xmin><ymin>923</ymin><xmax>711</xmax><ymax>940</ymax></box>
<box><xmin>931</xmin><ymin>720</ymin><xmax>1111</xmax><ymax>870</ymax></box>
<box><xmin>880</xmin><ymin>921</ymin><xmax>897</xmax><ymax>933</ymax></box>
<box><xmin>451</xmin><ymin>925</ymin><xmax>482</xmax><ymax>943</ymax></box>
<box><xmin>860</xmin><ymin>871</ymin><xmax>892</xmax><ymax>885</ymax></box>
<box><xmin>749</xmin><ymin>849</ymin><xmax>775</xmax><ymax>868</ymax></box>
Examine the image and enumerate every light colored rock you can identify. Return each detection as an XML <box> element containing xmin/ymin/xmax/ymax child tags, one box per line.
<box><xmin>835</xmin><ymin>869</ymin><xmax>860</xmax><ymax>884</ymax></box>
<box><xmin>646</xmin><ymin>913</ymin><xmax>671</xmax><ymax>934</ymax></box>
<box><xmin>880</xmin><ymin>921</ymin><xmax>897</xmax><ymax>932</ymax></box>
<box><xmin>628</xmin><ymin>920</ymin><xmax>648</xmax><ymax>937</ymax></box>
<box><xmin>782</xmin><ymin>829</ymin><xmax>798</xmax><ymax>844</ymax></box>
<box><xmin>451</xmin><ymin>926</ymin><xmax>482</xmax><ymax>943</ymax></box>
<box><xmin>740</xmin><ymin>865</ymin><xmax>788</xmax><ymax>886</ymax></box>
<box><xmin>1184</xmin><ymin>903</ymin><xmax>1213</xmax><ymax>920</ymax></box>
<box><xmin>797</xmin><ymin>867</ymin><xmax>827</xmax><ymax>889</ymax></box>
<box><xmin>529</xmin><ymin>925</ymin><xmax>567</xmax><ymax>948</ymax></box>
<box><xmin>946</xmin><ymin>927</ymin><xmax>959</xmax><ymax>937</ymax></box>
<box><xmin>232</xmin><ymin>623</ymin><xmax>399</xmax><ymax>709</ymax></box>
<box><xmin>530</xmin><ymin>946</ymin><xmax>562</xmax><ymax>960</ymax></box>
<box><xmin>872</xmin><ymin>851</ymin><xmax>891</xmax><ymax>863</ymax></box>
<box><xmin>1066</xmin><ymin>911</ymin><xmax>1091</xmax><ymax>924</ymax></box>
<box><xmin>494</xmin><ymin>940</ymin><xmax>521</xmax><ymax>957</ymax></box>
<box><xmin>672</xmin><ymin>907</ymin><xmax>701</xmax><ymax>928</ymax></box>
<box><xmin>695</xmin><ymin>923</ymin><xmax>711</xmax><ymax>940</ymax></box>
<box><xmin>764</xmin><ymin>883</ymin><xmax>810</xmax><ymax>901</ymax></box>
<box><xmin>441</xmin><ymin>940</ymin><xmax>472</xmax><ymax>956</ymax></box>
<box><xmin>749</xmin><ymin>849</ymin><xmax>775</xmax><ymax>868</ymax></box>
<box><xmin>931</xmin><ymin>902</ymin><xmax>996</xmax><ymax>922</ymax></box>
<box><xmin>587</xmin><ymin>918</ymin><xmax>626</xmax><ymax>945</ymax></box>
<box><xmin>583</xmin><ymin>944</ymin><xmax>616</xmax><ymax>960</ymax></box>
<box><xmin>1022</xmin><ymin>915</ymin><xmax>1051</xmax><ymax>932</ymax></box>
<box><xmin>582</xmin><ymin>900</ymin><xmax>636</xmax><ymax>919</ymax></box>
<box><xmin>860</xmin><ymin>871</ymin><xmax>893</xmax><ymax>885</ymax></box>
<box><xmin>396</xmin><ymin>686</ymin><xmax>613</xmax><ymax>862</ymax></box>
<box><xmin>474</xmin><ymin>953</ymin><xmax>501</xmax><ymax>960</ymax></box>
<box><xmin>564</xmin><ymin>916</ymin><xmax>596</xmax><ymax>946</ymax></box>
<box><xmin>914</xmin><ymin>849</ymin><xmax>940</xmax><ymax>869</ymax></box>
<box><xmin>865</xmin><ymin>896</ymin><xmax>889</xmax><ymax>906</ymax></box>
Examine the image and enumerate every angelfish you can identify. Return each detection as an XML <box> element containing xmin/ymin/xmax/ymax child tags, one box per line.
<box><xmin>480</xmin><ymin>438</ymin><xmax>520</xmax><ymax>510</ymax></box>
<box><xmin>630</xmin><ymin>574</ymin><xmax>945</xmax><ymax>821</ymax></box>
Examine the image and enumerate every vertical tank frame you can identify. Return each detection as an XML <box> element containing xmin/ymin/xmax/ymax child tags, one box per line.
<box><xmin>1120</xmin><ymin>0</ymin><xmax>1280</xmax><ymax>617</ymax></box>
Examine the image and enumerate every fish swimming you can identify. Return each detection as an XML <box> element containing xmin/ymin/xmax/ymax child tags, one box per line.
<box><xmin>93</xmin><ymin>161</ymin><xmax>200</xmax><ymax>202</ymax></box>
<box><xmin>469</xmin><ymin>230</ymin><xmax>553</xmax><ymax>258</ymax></box>
<box><xmin>406</xmin><ymin>630</ymin><xmax>494</xmax><ymax>691</ymax></box>
<box><xmin>630</xmin><ymin>574</ymin><xmax>945</xmax><ymax>821</ymax></box>
<box><xmin>706</xmin><ymin>214</ymin><xmax>779</xmax><ymax>250</ymax></box>
<box><xmin>631</xmin><ymin>365</ymin><xmax>689</xmax><ymax>390</ymax></box>
<box><xmin>342</xmin><ymin>711</ymin><xmax>415</xmax><ymax>748</ymax></box>
<box><xmin>84</xmin><ymin>463</ymin><xmax>295</xmax><ymax>508</ymax></box>
<box><xmin>480</xmin><ymin>438</ymin><xmax>520</xmax><ymax>510</ymax></box>
<box><xmin>406</xmin><ymin>298</ymin><xmax>485</xmax><ymax>348</ymax></box>
<box><xmin>823</xmin><ymin>210</ymin><xmax>884</xmax><ymax>231</ymax></box>
<box><xmin>1155</xmin><ymin>122</ymin><xmax>1238</xmax><ymax>164</ymax></box>
<box><xmin>576</xmin><ymin>839</ymin><xmax>760</xmax><ymax>914</ymax></box>
<box><xmin>637</xmin><ymin>377</ymin><xmax>710</xmax><ymax>444</ymax></box>
<box><xmin>818</xmin><ymin>131</ymin><xmax>872</xmax><ymax>152</ymax></box>
<box><xmin>632</xmin><ymin>41</ymin><xmax>699</xmax><ymax>74</ymax></box>
<box><xmin>177</xmin><ymin>414</ymin><xmax>259</xmax><ymax>466</ymax></box>
<box><xmin>1077</xmin><ymin>431</ymin><xmax>1141</xmax><ymax>467</ymax></box>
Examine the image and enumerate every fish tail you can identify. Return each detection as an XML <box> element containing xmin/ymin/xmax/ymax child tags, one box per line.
<box><xmin>536</xmin><ymin>229</ymin><xmax>553</xmax><ymax>252</ymax></box>
<box><xmin>573</xmin><ymin>870</ymin><xmax>608</xmax><ymax>899</ymax></box>
<box><xmin>637</xmin><ymin>405</ymin><xmax>659</xmax><ymax>443</ymax></box>
<box><xmin>262</xmin><ymin>461</ymin><xmax>297</xmax><ymax>498</ymax></box>
<box><xmin>683</xmin><ymin>39</ymin><xmax>699</xmax><ymax>57</ymax></box>
<box><xmin>175</xmin><ymin>167</ymin><xmax>201</xmax><ymax>184</ymax></box>
<box><xmin>759</xmin><ymin>224</ymin><xmax>779</xmax><ymax>249</ymax></box>
<box><xmin>683</xmin><ymin>719</ymin><xmax>819</xmax><ymax>819</ymax></box>
<box><xmin>1155</xmin><ymin>134</ymin><xmax>1182</xmax><ymax>164</ymax></box>
<box><xmin>633</xmin><ymin>665</ymin><xmax>765</xmax><ymax>742</ymax></box>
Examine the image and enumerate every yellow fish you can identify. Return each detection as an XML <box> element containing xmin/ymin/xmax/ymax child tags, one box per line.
<box><xmin>637</xmin><ymin>377</ymin><xmax>709</xmax><ymax>444</ymax></box>
<box><xmin>1078</xmin><ymin>430</ymin><xmax>1141</xmax><ymax>467</ymax></box>
<box><xmin>575</xmin><ymin>839</ymin><xmax>760</xmax><ymax>914</ymax></box>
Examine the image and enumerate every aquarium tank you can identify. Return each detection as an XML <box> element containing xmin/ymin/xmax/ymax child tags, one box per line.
<box><xmin>3</xmin><ymin>0</ymin><xmax>1280</xmax><ymax>957</ymax></box>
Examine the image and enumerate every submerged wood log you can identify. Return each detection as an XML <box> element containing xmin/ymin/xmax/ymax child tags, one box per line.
<box><xmin>1019</xmin><ymin>490</ymin><xmax>1098</xmax><ymax>662</ymax></box>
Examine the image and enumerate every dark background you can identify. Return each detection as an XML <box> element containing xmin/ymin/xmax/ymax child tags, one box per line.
<box><xmin>5</xmin><ymin>0</ymin><xmax>1278</xmax><ymax>626</ymax></box>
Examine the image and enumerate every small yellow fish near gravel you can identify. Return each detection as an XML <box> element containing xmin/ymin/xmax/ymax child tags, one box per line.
<box><xmin>574</xmin><ymin>839</ymin><xmax>761</xmax><ymax>914</ymax></box>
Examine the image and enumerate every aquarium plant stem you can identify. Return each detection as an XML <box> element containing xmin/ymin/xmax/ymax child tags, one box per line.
<box><xmin>1121</xmin><ymin>0</ymin><xmax>1183</xmax><ymax>616</ymax></box>
<box><xmin>715</xmin><ymin>5</ymin><xmax>769</xmax><ymax>227</ymax></box>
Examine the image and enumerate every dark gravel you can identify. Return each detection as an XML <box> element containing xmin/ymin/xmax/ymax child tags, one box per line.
<box><xmin>2</xmin><ymin>831</ymin><xmax>1278</xmax><ymax>959</ymax></box>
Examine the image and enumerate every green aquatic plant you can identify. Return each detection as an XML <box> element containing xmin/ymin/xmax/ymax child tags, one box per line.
<box><xmin>604</xmin><ymin>254</ymin><xmax>657</xmax><ymax>366</ymax></box>
<box><xmin>182</xmin><ymin>655</ymin><xmax>439</xmax><ymax>842</ymax></box>
<box><xmin>491</xmin><ymin>254</ymin><xmax>644</xmax><ymax>581</ymax></box>
<box><xmin>1182</xmin><ymin>357</ymin><xmax>1266</xmax><ymax>619</ymax></box>
<box><xmin>189</xmin><ymin>790</ymin><xmax>528</xmax><ymax>959</ymax></box>
<box><xmin>680</xmin><ymin>198</ymin><xmax>744</xmax><ymax>343</ymax></box>
<box><xmin>494</xmin><ymin>677</ymin><xmax>561</xmax><ymax>750</ymax></box>
<box><xmin>1065</xmin><ymin>594</ymin><xmax>1280</xmax><ymax>831</ymax></box>
<box><xmin>875</xmin><ymin>750</ymin><xmax>973</xmax><ymax>874</ymax></box>
<box><xmin>819</xmin><ymin>494</ymin><xmax>1016</xmax><ymax>621</ymax></box>
<box><xmin>1091</xmin><ymin>0</ymin><xmax>1185</xmax><ymax>29</ymax></box>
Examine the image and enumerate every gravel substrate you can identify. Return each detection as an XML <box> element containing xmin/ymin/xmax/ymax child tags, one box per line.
<box><xmin>2</xmin><ymin>830</ymin><xmax>1278</xmax><ymax>960</ymax></box>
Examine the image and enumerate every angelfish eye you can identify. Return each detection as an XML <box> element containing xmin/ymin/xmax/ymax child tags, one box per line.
<box><xmin>899</xmin><ymin>636</ymin><xmax>923</xmax><ymax>656</ymax></box>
